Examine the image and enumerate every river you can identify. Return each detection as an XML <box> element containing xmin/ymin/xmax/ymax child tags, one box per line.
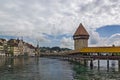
<box><xmin>75</xmin><ymin>59</ymin><xmax>120</xmax><ymax>80</ymax></box>
<box><xmin>0</xmin><ymin>57</ymin><xmax>120</xmax><ymax>80</ymax></box>
<box><xmin>0</xmin><ymin>57</ymin><xmax>74</xmax><ymax>80</ymax></box>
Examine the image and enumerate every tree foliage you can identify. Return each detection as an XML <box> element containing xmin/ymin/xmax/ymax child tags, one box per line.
<box><xmin>40</xmin><ymin>46</ymin><xmax>71</xmax><ymax>52</ymax></box>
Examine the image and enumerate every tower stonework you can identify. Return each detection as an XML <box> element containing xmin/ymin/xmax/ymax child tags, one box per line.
<box><xmin>73</xmin><ymin>23</ymin><xmax>89</xmax><ymax>50</ymax></box>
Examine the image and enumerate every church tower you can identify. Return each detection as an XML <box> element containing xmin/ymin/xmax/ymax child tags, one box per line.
<box><xmin>73</xmin><ymin>23</ymin><xmax>89</xmax><ymax>50</ymax></box>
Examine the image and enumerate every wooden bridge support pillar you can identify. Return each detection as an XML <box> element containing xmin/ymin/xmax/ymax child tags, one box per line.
<box><xmin>107</xmin><ymin>59</ymin><xmax>109</xmax><ymax>71</ymax></box>
<box><xmin>90</xmin><ymin>59</ymin><xmax>93</xmax><ymax>69</ymax></box>
<box><xmin>84</xmin><ymin>59</ymin><xmax>87</xmax><ymax>66</ymax></box>
<box><xmin>118</xmin><ymin>59</ymin><xmax>120</xmax><ymax>72</ymax></box>
<box><xmin>97</xmin><ymin>53</ymin><xmax>99</xmax><ymax>56</ymax></box>
<box><xmin>98</xmin><ymin>59</ymin><xmax>100</xmax><ymax>70</ymax></box>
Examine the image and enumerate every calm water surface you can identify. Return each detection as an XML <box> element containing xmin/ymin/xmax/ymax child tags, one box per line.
<box><xmin>0</xmin><ymin>57</ymin><xmax>74</xmax><ymax>80</ymax></box>
<box><xmin>78</xmin><ymin>60</ymin><xmax>120</xmax><ymax>80</ymax></box>
<box><xmin>1</xmin><ymin>57</ymin><xmax>120</xmax><ymax>80</ymax></box>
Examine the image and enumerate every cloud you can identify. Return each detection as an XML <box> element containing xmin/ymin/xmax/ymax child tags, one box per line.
<box><xmin>89</xmin><ymin>31</ymin><xmax>120</xmax><ymax>47</ymax></box>
<box><xmin>89</xmin><ymin>31</ymin><xmax>100</xmax><ymax>45</ymax></box>
<box><xmin>60</xmin><ymin>37</ymin><xmax>74</xmax><ymax>49</ymax></box>
<box><xmin>0</xmin><ymin>0</ymin><xmax>120</xmax><ymax>48</ymax></box>
<box><xmin>106</xmin><ymin>33</ymin><xmax>120</xmax><ymax>46</ymax></box>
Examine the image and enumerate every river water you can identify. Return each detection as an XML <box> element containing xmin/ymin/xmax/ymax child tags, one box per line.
<box><xmin>0</xmin><ymin>57</ymin><xmax>74</xmax><ymax>80</ymax></box>
<box><xmin>77</xmin><ymin>60</ymin><xmax>120</xmax><ymax>80</ymax></box>
<box><xmin>0</xmin><ymin>57</ymin><xmax>120</xmax><ymax>80</ymax></box>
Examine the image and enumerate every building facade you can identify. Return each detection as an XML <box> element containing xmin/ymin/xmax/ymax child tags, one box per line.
<box><xmin>0</xmin><ymin>38</ymin><xmax>7</xmax><ymax>56</ymax></box>
<box><xmin>6</xmin><ymin>38</ymin><xmax>37</xmax><ymax>56</ymax></box>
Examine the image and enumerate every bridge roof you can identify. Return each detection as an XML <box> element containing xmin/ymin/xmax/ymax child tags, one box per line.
<box><xmin>80</xmin><ymin>47</ymin><xmax>120</xmax><ymax>53</ymax></box>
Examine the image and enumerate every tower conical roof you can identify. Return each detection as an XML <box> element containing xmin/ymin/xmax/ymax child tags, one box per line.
<box><xmin>74</xmin><ymin>23</ymin><xmax>89</xmax><ymax>36</ymax></box>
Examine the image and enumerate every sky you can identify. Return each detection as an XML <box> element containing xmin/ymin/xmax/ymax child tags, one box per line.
<box><xmin>0</xmin><ymin>0</ymin><xmax>120</xmax><ymax>49</ymax></box>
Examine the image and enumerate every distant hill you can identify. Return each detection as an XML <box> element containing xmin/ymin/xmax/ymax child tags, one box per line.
<box><xmin>40</xmin><ymin>46</ymin><xmax>71</xmax><ymax>53</ymax></box>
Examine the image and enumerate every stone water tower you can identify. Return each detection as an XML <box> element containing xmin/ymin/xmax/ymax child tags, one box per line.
<box><xmin>73</xmin><ymin>23</ymin><xmax>89</xmax><ymax>50</ymax></box>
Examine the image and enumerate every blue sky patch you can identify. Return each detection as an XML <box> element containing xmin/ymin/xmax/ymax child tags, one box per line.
<box><xmin>0</xmin><ymin>35</ymin><xmax>17</xmax><ymax>40</ymax></box>
<box><xmin>96</xmin><ymin>25</ymin><xmax>120</xmax><ymax>37</ymax></box>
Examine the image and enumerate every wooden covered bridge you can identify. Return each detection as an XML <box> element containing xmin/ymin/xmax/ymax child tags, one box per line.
<box><xmin>68</xmin><ymin>46</ymin><xmax>120</xmax><ymax>60</ymax></box>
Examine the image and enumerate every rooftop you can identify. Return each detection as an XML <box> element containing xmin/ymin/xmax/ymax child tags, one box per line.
<box><xmin>80</xmin><ymin>47</ymin><xmax>120</xmax><ymax>53</ymax></box>
<box><xmin>74</xmin><ymin>23</ymin><xmax>89</xmax><ymax>36</ymax></box>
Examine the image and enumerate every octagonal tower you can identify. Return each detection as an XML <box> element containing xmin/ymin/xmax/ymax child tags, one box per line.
<box><xmin>73</xmin><ymin>23</ymin><xmax>89</xmax><ymax>50</ymax></box>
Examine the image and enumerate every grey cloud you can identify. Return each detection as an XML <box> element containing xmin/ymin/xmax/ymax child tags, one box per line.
<box><xmin>89</xmin><ymin>31</ymin><xmax>100</xmax><ymax>45</ymax></box>
<box><xmin>107</xmin><ymin>33</ymin><xmax>120</xmax><ymax>46</ymax></box>
<box><xmin>60</xmin><ymin>37</ymin><xmax>74</xmax><ymax>49</ymax></box>
<box><xmin>0</xmin><ymin>0</ymin><xmax>120</xmax><ymax>47</ymax></box>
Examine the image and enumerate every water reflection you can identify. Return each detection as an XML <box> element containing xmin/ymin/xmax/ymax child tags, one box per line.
<box><xmin>87</xmin><ymin>60</ymin><xmax>120</xmax><ymax>71</ymax></box>
<box><xmin>1</xmin><ymin>57</ymin><xmax>120</xmax><ymax>80</ymax></box>
<box><xmin>0</xmin><ymin>57</ymin><xmax>74</xmax><ymax>80</ymax></box>
<box><xmin>77</xmin><ymin>60</ymin><xmax>120</xmax><ymax>80</ymax></box>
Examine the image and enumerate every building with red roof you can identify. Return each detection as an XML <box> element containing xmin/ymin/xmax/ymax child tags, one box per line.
<box><xmin>73</xmin><ymin>23</ymin><xmax>89</xmax><ymax>50</ymax></box>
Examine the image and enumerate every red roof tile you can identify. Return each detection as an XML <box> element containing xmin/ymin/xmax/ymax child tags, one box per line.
<box><xmin>74</xmin><ymin>23</ymin><xmax>89</xmax><ymax>36</ymax></box>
